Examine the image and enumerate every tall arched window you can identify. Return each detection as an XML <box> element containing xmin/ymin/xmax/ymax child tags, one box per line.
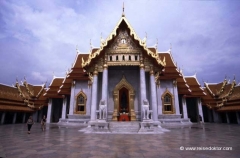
<box><xmin>161</xmin><ymin>90</ymin><xmax>175</xmax><ymax>114</ymax></box>
<box><xmin>164</xmin><ymin>94</ymin><xmax>172</xmax><ymax>111</ymax></box>
<box><xmin>75</xmin><ymin>91</ymin><xmax>87</xmax><ymax>114</ymax></box>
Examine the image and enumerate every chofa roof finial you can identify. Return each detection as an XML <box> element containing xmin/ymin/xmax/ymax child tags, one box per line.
<box><xmin>122</xmin><ymin>2</ymin><xmax>125</xmax><ymax>17</ymax></box>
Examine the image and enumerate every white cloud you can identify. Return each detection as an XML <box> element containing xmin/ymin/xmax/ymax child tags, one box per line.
<box><xmin>31</xmin><ymin>71</ymin><xmax>47</xmax><ymax>83</ymax></box>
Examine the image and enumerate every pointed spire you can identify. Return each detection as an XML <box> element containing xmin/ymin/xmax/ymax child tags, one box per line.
<box><xmin>142</xmin><ymin>32</ymin><xmax>147</xmax><ymax>45</ymax></box>
<box><xmin>76</xmin><ymin>45</ymin><xmax>79</xmax><ymax>54</ymax></box>
<box><xmin>90</xmin><ymin>39</ymin><xmax>92</xmax><ymax>50</ymax></box>
<box><xmin>155</xmin><ymin>38</ymin><xmax>158</xmax><ymax>50</ymax></box>
<box><xmin>169</xmin><ymin>43</ymin><xmax>172</xmax><ymax>52</ymax></box>
<box><xmin>122</xmin><ymin>2</ymin><xmax>125</xmax><ymax>17</ymax></box>
<box><xmin>100</xmin><ymin>32</ymin><xmax>105</xmax><ymax>44</ymax></box>
<box><xmin>65</xmin><ymin>69</ymin><xmax>68</xmax><ymax>76</ymax></box>
<box><xmin>193</xmin><ymin>71</ymin><xmax>197</xmax><ymax>78</ymax></box>
<box><xmin>233</xmin><ymin>74</ymin><xmax>236</xmax><ymax>81</ymax></box>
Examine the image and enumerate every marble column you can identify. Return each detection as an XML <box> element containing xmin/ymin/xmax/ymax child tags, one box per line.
<box><xmin>226</xmin><ymin>112</ymin><xmax>230</xmax><ymax>124</ymax></box>
<box><xmin>173</xmin><ymin>81</ymin><xmax>180</xmax><ymax>115</ymax></box>
<box><xmin>197</xmin><ymin>98</ymin><xmax>204</xmax><ymax>122</ymax></box>
<box><xmin>101</xmin><ymin>65</ymin><xmax>108</xmax><ymax>102</ymax></box>
<box><xmin>101</xmin><ymin>65</ymin><xmax>108</xmax><ymax>120</ymax></box>
<box><xmin>61</xmin><ymin>97</ymin><xmax>67</xmax><ymax>119</ymax></box>
<box><xmin>22</xmin><ymin>113</ymin><xmax>26</xmax><ymax>123</ymax></box>
<box><xmin>182</xmin><ymin>97</ymin><xmax>188</xmax><ymax>119</ymax></box>
<box><xmin>236</xmin><ymin>112</ymin><xmax>240</xmax><ymax>124</ymax></box>
<box><xmin>157</xmin><ymin>84</ymin><xmax>162</xmax><ymax>115</ymax></box>
<box><xmin>140</xmin><ymin>64</ymin><xmax>147</xmax><ymax>120</ymax></box>
<box><xmin>12</xmin><ymin>112</ymin><xmax>17</xmax><ymax>124</ymax></box>
<box><xmin>90</xmin><ymin>70</ymin><xmax>98</xmax><ymax>121</ymax></box>
<box><xmin>69</xmin><ymin>81</ymin><xmax>76</xmax><ymax>115</ymax></box>
<box><xmin>1</xmin><ymin>112</ymin><xmax>5</xmax><ymax>124</ymax></box>
<box><xmin>47</xmin><ymin>99</ymin><xmax>52</xmax><ymax>123</ymax></box>
<box><xmin>150</xmin><ymin>69</ymin><xmax>158</xmax><ymax>122</ymax></box>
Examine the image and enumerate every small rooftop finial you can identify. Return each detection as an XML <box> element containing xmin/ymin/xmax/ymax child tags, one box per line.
<box><xmin>169</xmin><ymin>43</ymin><xmax>172</xmax><ymax>52</ymax></box>
<box><xmin>90</xmin><ymin>39</ymin><xmax>92</xmax><ymax>50</ymax></box>
<box><xmin>100</xmin><ymin>32</ymin><xmax>105</xmax><ymax>44</ymax></box>
<box><xmin>76</xmin><ymin>45</ymin><xmax>79</xmax><ymax>54</ymax></box>
<box><xmin>233</xmin><ymin>74</ymin><xmax>236</xmax><ymax>81</ymax></box>
<box><xmin>122</xmin><ymin>2</ymin><xmax>125</xmax><ymax>17</ymax></box>
<box><xmin>142</xmin><ymin>32</ymin><xmax>147</xmax><ymax>45</ymax></box>
<box><xmin>194</xmin><ymin>71</ymin><xmax>197</xmax><ymax>77</ymax></box>
<box><xmin>155</xmin><ymin>38</ymin><xmax>158</xmax><ymax>50</ymax></box>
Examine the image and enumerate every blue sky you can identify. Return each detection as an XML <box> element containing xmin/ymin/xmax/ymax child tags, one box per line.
<box><xmin>0</xmin><ymin>0</ymin><xmax>240</xmax><ymax>86</ymax></box>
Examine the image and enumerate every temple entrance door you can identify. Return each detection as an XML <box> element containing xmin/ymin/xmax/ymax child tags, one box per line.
<box><xmin>112</xmin><ymin>76</ymin><xmax>136</xmax><ymax>121</ymax></box>
<box><xmin>119</xmin><ymin>87</ymin><xmax>130</xmax><ymax>121</ymax></box>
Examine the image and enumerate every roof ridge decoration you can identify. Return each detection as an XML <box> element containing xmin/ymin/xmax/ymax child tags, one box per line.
<box><xmin>82</xmin><ymin>12</ymin><xmax>166</xmax><ymax>68</ymax></box>
<box><xmin>36</xmin><ymin>82</ymin><xmax>46</xmax><ymax>98</ymax></box>
<box><xmin>23</xmin><ymin>77</ymin><xmax>34</xmax><ymax>97</ymax></box>
<box><xmin>204</xmin><ymin>82</ymin><xmax>215</xmax><ymax>97</ymax></box>
<box><xmin>15</xmin><ymin>79</ymin><xmax>25</xmax><ymax>99</ymax></box>
<box><xmin>15</xmin><ymin>79</ymin><xmax>36</xmax><ymax>109</ymax></box>
<box><xmin>216</xmin><ymin>78</ymin><xmax>228</xmax><ymax>96</ymax></box>
<box><xmin>226</xmin><ymin>79</ymin><xmax>236</xmax><ymax>98</ymax></box>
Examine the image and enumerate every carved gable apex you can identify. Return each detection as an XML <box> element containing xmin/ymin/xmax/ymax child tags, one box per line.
<box><xmin>110</xmin><ymin>30</ymin><xmax>138</xmax><ymax>50</ymax></box>
<box><xmin>82</xmin><ymin>15</ymin><xmax>166</xmax><ymax>69</ymax></box>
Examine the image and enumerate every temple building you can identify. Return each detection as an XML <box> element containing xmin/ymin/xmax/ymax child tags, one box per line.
<box><xmin>0</xmin><ymin>10</ymin><xmax>240</xmax><ymax>128</ymax></box>
<box><xmin>0</xmin><ymin>79</ymin><xmax>48</xmax><ymax>124</ymax></box>
<box><xmin>43</xmin><ymin>12</ymin><xmax>204</xmax><ymax>129</ymax></box>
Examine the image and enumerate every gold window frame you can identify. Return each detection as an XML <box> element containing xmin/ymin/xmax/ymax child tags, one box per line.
<box><xmin>75</xmin><ymin>90</ymin><xmax>87</xmax><ymax>114</ymax></box>
<box><xmin>161</xmin><ymin>89</ymin><xmax>175</xmax><ymax>114</ymax></box>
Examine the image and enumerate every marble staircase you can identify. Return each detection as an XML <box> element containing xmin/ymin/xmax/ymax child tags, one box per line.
<box><xmin>109</xmin><ymin>122</ymin><xmax>140</xmax><ymax>133</ymax></box>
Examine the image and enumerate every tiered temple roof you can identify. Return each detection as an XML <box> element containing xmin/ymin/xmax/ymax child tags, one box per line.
<box><xmin>44</xmin><ymin>77</ymin><xmax>65</xmax><ymax>98</ymax></box>
<box><xmin>202</xmin><ymin>78</ymin><xmax>240</xmax><ymax>111</ymax></box>
<box><xmin>0</xmin><ymin>78</ymin><xmax>48</xmax><ymax>112</ymax></box>
<box><xmin>15</xmin><ymin>78</ymin><xmax>48</xmax><ymax>110</ymax></box>
<box><xmin>185</xmin><ymin>75</ymin><xmax>206</xmax><ymax>97</ymax></box>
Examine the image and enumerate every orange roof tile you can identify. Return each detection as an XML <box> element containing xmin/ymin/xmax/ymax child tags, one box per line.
<box><xmin>0</xmin><ymin>84</ymin><xmax>22</xmax><ymax>101</ymax></box>
<box><xmin>185</xmin><ymin>76</ymin><xmax>205</xmax><ymax>96</ymax></box>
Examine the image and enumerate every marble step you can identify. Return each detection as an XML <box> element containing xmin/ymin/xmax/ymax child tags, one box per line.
<box><xmin>109</xmin><ymin>122</ymin><xmax>140</xmax><ymax>133</ymax></box>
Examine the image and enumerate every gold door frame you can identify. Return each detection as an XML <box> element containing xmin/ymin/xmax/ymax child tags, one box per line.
<box><xmin>112</xmin><ymin>76</ymin><xmax>136</xmax><ymax>121</ymax></box>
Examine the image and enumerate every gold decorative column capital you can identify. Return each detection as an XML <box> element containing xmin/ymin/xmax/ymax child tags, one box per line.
<box><xmin>139</xmin><ymin>63</ymin><xmax>145</xmax><ymax>69</ymax></box>
<box><xmin>93</xmin><ymin>70</ymin><xmax>98</xmax><ymax>76</ymax></box>
<box><xmin>150</xmin><ymin>66</ymin><xmax>154</xmax><ymax>75</ymax></box>
<box><xmin>93</xmin><ymin>65</ymin><xmax>98</xmax><ymax>76</ymax></box>
<box><xmin>103</xmin><ymin>64</ymin><xmax>108</xmax><ymax>69</ymax></box>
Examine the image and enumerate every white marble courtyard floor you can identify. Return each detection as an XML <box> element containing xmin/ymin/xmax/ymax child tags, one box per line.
<box><xmin>0</xmin><ymin>123</ymin><xmax>239</xmax><ymax>158</ymax></box>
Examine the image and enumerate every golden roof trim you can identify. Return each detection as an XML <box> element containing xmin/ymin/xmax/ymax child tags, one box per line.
<box><xmin>36</xmin><ymin>83</ymin><xmax>46</xmax><ymax>98</ymax></box>
<box><xmin>23</xmin><ymin>81</ymin><xmax>34</xmax><ymax>97</ymax></box>
<box><xmin>204</xmin><ymin>82</ymin><xmax>215</xmax><ymax>97</ymax></box>
<box><xmin>82</xmin><ymin>16</ymin><xmax>166</xmax><ymax>68</ymax></box>
<box><xmin>15</xmin><ymin>81</ymin><xmax>26</xmax><ymax>99</ymax></box>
